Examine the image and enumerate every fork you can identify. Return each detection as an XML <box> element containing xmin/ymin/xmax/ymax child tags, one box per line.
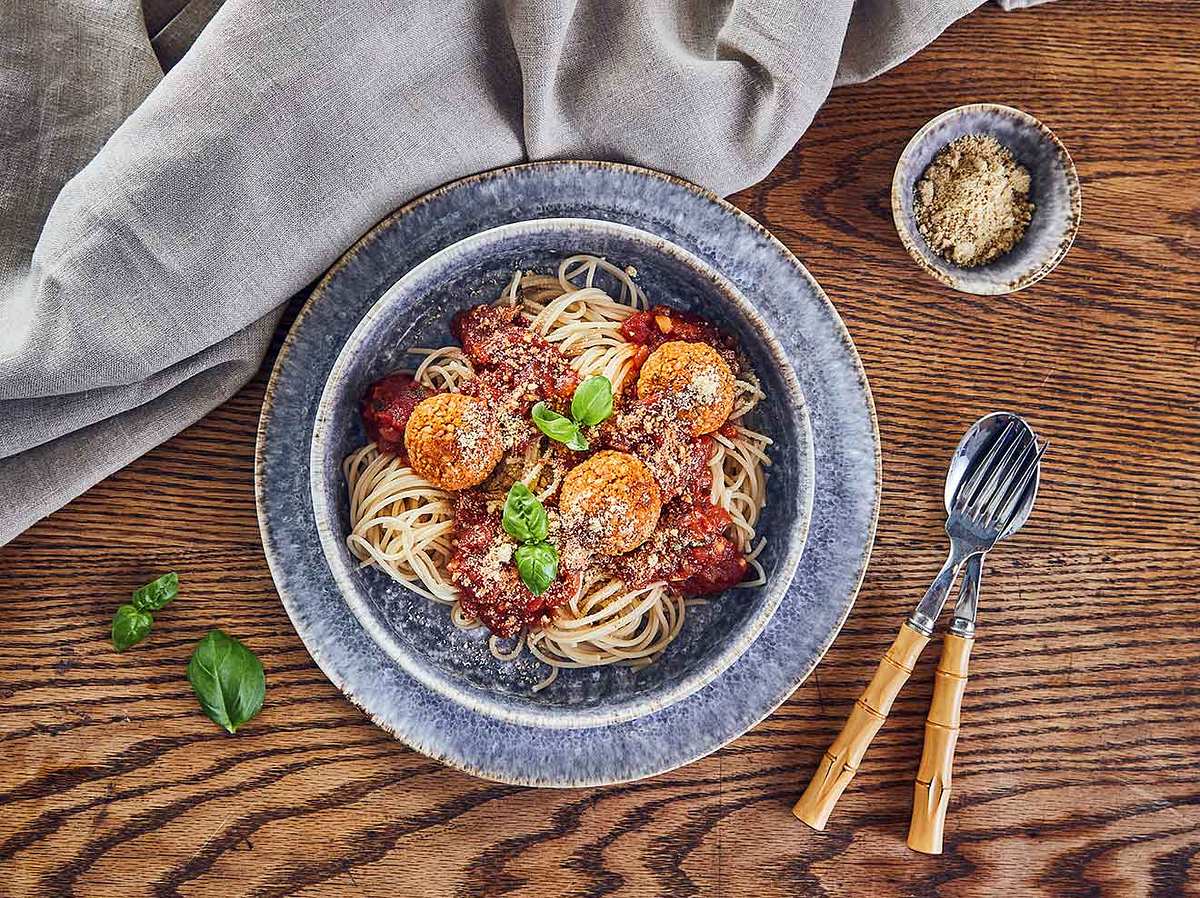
<box><xmin>794</xmin><ymin>418</ymin><xmax>1044</xmax><ymax>832</ymax></box>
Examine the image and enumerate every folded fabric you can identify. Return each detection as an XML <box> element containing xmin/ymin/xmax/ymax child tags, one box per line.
<box><xmin>1</xmin><ymin>0</ymin><xmax>1048</xmax><ymax>545</ymax></box>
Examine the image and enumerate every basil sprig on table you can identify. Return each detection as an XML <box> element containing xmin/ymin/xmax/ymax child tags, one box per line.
<box><xmin>111</xmin><ymin>571</ymin><xmax>179</xmax><ymax>651</ymax></box>
<box><xmin>502</xmin><ymin>483</ymin><xmax>559</xmax><ymax>596</ymax></box>
<box><xmin>111</xmin><ymin>605</ymin><xmax>154</xmax><ymax>652</ymax></box>
<box><xmin>187</xmin><ymin>629</ymin><xmax>266</xmax><ymax>734</ymax></box>
<box><xmin>108</xmin><ymin>572</ymin><xmax>266</xmax><ymax>733</ymax></box>
<box><xmin>531</xmin><ymin>375</ymin><xmax>613</xmax><ymax>452</ymax></box>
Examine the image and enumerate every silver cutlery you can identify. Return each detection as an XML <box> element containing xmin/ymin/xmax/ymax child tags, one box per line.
<box><xmin>794</xmin><ymin>413</ymin><xmax>1046</xmax><ymax>840</ymax></box>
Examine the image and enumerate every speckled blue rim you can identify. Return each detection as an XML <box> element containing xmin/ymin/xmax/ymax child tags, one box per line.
<box><xmin>891</xmin><ymin>103</ymin><xmax>1082</xmax><ymax>295</ymax></box>
<box><xmin>255</xmin><ymin>161</ymin><xmax>881</xmax><ymax>786</ymax></box>
<box><xmin>309</xmin><ymin>217</ymin><xmax>813</xmax><ymax>729</ymax></box>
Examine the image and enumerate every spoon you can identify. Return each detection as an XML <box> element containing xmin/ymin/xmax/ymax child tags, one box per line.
<box><xmin>794</xmin><ymin>412</ymin><xmax>1045</xmax><ymax>832</ymax></box>
<box><xmin>908</xmin><ymin>412</ymin><xmax>1045</xmax><ymax>854</ymax></box>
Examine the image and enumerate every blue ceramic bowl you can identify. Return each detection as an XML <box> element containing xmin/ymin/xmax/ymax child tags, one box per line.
<box><xmin>258</xmin><ymin>160</ymin><xmax>879</xmax><ymax>785</ymax></box>
<box><xmin>892</xmin><ymin>103</ymin><xmax>1081</xmax><ymax>295</ymax></box>
<box><xmin>310</xmin><ymin>217</ymin><xmax>813</xmax><ymax>729</ymax></box>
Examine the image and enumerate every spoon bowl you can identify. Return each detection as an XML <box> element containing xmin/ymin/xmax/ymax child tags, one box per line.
<box><xmin>945</xmin><ymin>411</ymin><xmax>1041</xmax><ymax>539</ymax></box>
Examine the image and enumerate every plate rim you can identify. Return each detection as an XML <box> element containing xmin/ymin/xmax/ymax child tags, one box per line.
<box><xmin>255</xmin><ymin>160</ymin><xmax>882</xmax><ymax>787</ymax></box>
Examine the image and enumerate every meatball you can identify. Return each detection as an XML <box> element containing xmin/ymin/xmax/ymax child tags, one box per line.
<box><xmin>558</xmin><ymin>450</ymin><xmax>662</xmax><ymax>556</ymax></box>
<box><xmin>636</xmin><ymin>341</ymin><xmax>735</xmax><ymax>435</ymax></box>
<box><xmin>403</xmin><ymin>393</ymin><xmax>503</xmax><ymax>490</ymax></box>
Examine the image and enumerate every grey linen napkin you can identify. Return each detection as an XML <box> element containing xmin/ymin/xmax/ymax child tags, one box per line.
<box><xmin>1</xmin><ymin>0</ymin><xmax>1043</xmax><ymax>545</ymax></box>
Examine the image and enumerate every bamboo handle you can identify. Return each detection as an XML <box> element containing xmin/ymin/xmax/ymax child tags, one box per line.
<box><xmin>793</xmin><ymin>622</ymin><xmax>930</xmax><ymax>830</ymax></box>
<box><xmin>907</xmin><ymin>631</ymin><xmax>975</xmax><ymax>854</ymax></box>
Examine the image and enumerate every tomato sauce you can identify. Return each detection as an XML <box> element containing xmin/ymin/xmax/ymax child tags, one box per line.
<box><xmin>662</xmin><ymin>501</ymin><xmax>748</xmax><ymax>596</ymax></box>
<box><xmin>676</xmin><ymin>534</ymin><xmax>747</xmax><ymax>597</ymax></box>
<box><xmin>619</xmin><ymin>306</ymin><xmax>741</xmax><ymax>378</ymax></box>
<box><xmin>607</xmin><ymin>498</ymin><xmax>748</xmax><ymax>597</ymax></box>
<box><xmin>447</xmin><ymin>494</ymin><xmax>579</xmax><ymax>637</ymax></box>
<box><xmin>682</xmin><ymin>435</ymin><xmax>715</xmax><ymax>502</ymax></box>
<box><xmin>453</xmin><ymin>304</ymin><xmax>578</xmax><ymax>403</ymax></box>
<box><xmin>360</xmin><ymin>373</ymin><xmax>433</xmax><ymax>456</ymax></box>
<box><xmin>718</xmin><ymin>421</ymin><xmax>741</xmax><ymax>440</ymax></box>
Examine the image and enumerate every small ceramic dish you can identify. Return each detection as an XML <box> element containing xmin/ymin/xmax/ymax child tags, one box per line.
<box><xmin>309</xmin><ymin>216</ymin><xmax>813</xmax><ymax>730</ymax></box>
<box><xmin>892</xmin><ymin>103</ymin><xmax>1081</xmax><ymax>295</ymax></box>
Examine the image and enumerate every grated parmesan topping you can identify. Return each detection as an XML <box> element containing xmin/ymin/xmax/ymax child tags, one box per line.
<box><xmin>689</xmin><ymin>367</ymin><xmax>723</xmax><ymax>404</ymax></box>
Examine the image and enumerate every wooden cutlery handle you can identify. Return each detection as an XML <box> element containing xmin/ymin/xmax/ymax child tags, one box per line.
<box><xmin>793</xmin><ymin>622</ymin><xmax>930</xmax><ymax>830</ymax></box>
<box><xmin>907</xmin><ymin>631</ymin><xmax>975</xmax><ymax>854</ymax></box>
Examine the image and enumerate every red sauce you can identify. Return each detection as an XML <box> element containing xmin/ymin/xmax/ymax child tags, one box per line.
<box><xmin>677</xmin><ymin>498</ymin><xmax>732</xmax><ymax>542</ymax></box>
<box><xmin>619</xmin><ymin>306</ymin><xmax>741</xmax><ymax>378</ymax></box>
<box><xmin>360</xmin><ymin>373</ymin><xmax>432</xmax><ymax>455</ymax></box>
<box><xmin>599</xmin><ymin>399</ymin><xmax>713</xmax><ymax>502</ymax></box>
<box><xmin>453</xmin><ymin>305</ymin><xmax>578</xmax><ymax>402</ymax></box>
<box><xmin>682</xmin><ymin>435</ymin><xmax>715</xmax><ymax>502</ymax></box>
<box><xmin>663</xmin><ymin>502</ymin><xmax>748</xmax><ymax>596</ymax></box>
<box><xmin>620</xmin><ymin>306</ymin><xmax>731</xmax><ymax>349</ymax></box>
<box><xmin>676</xmin><ymin>534</ymin><xmax>747</xmax><ymax>597</ymax></box>
<box><xmin>447</xmin><ymin>494</ymin><xmax>579</xmax><ymax>637</ymax></box>
<box><xmin>608</xmin><ymin>498</ymin><xmax>748</xmax><ymax>597</ymax></box>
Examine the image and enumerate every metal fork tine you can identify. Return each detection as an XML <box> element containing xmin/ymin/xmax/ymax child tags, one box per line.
<box><xmin>955</xmin><ymin>420</ymin><xmax>1017</xmax><ymax>511</ymax></box>
<box><xmin>978</xmin><ymin>437</ymin><xmax>1035</xmax><ymax>520</ymax></box>
<box><xmin>991</xmin><ymin>441</ymin><xmax>1048</xmax><ymax>529</ymax></box>
<box><xmin>968</xmin><ymin>426</ymin><xmax>1032</xmax><ymax>514</ymax></box>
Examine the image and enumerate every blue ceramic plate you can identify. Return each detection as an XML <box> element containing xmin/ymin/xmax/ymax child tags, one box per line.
<box><xmin>256</xmin><ymin>162</ymin><xmax>879</xmax><ymax>786</ymax></box>
<box><xmin>310</xmin><ymin>217</ymin><xmax>812</xmax><ymax>728</ymax></box>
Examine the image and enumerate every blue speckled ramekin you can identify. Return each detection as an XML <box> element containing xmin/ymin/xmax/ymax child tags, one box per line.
<box><xmin>892</xmin><ymin>104</ymin><xmax>1081</xmax><ymax>295</ymax></box>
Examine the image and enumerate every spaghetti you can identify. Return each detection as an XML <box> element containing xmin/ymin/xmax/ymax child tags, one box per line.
<box><xmin>343</xmin><ymin>255</ymin><xmax>771</xmax><ymax>690</ymax></box>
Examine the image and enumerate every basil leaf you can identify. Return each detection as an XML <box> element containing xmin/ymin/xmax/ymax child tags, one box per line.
<box><xmin>187</xmin><ymin>629</ymin><xmax>266</xmax><ymax>734</ymax></box>
<box><xmin>131</xmin><ymin>571</ymin><xmax>178</xmax><ymax>612</ymax></box>
<box><xmin>532</xmin><ymin>402</ymin><xmax>579</xmax><ymax>443</ymax></box>
<box><xmin>502</xmin><ymin>482</ymin><xmax>548</xmax><ymax>543</ymax></box>
<box><xmin>515</xmin><ymin>542</ymin><xmax>558</xmax><ymax>596</ymax></box>
<box><xmin>111</xmin><ymin>604</ymin><xmax>153</xmax><ymax>652</ymax></box>
<box><xmin>571</xmin><ymin>376</ymin><xmax>613</xmax><ymax>426</ymax></box>
<box><xmin>565</xmin><ymin>429</ymin><xmax>589</xmax><ymax>452</ymax></box>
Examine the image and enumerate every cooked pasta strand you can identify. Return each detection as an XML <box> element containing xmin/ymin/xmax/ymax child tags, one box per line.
<box><xmin>343</xmin><ymin>255</ymin><xmax>770</xmax><ymax>687</ymax></box>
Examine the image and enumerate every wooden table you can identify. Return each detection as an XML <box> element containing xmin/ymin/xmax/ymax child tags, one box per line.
<box><xmin>3</xmin><ymin>2</ymin><xmax>1198</xmax><ymax>895</ymax></box>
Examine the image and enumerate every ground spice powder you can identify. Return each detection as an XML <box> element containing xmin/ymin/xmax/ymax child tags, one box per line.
<box><xmin>914</xmin><ymin>134</ymin><xmax>1035</xmax><ymax>267</ymax></box>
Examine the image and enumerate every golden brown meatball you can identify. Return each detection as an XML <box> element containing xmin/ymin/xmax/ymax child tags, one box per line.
<box><xmin>404</xmin><ymin>392</ymin><xmax>503</xmax><ymax>490</ymax></box>
<box><xmin>636</xmin><ymin>341</ymin><xmax>735</xmax><ymax>436</ymax></box>
<box><xmin>558</xmin><ymin>451</ymin><xmax>661</xmax><ymax>556</ymax></box>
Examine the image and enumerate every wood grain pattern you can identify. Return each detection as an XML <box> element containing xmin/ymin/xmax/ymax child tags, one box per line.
<box><xmin>3</xmin><ymin>2</ymin><xmax>1199</xmax><ymax>895</ymax></box>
